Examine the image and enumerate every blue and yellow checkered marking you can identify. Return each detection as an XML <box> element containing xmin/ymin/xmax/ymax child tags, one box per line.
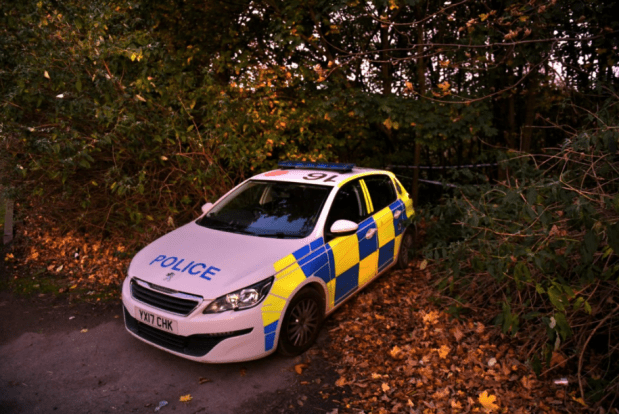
<box><xmin>261</xmin><ymin>197</ymin><xmax>412</xmax><ymax>352</ymax></box>
<box><xmin>334</xmin><ymin>263</ymin><xmax>359</xmax><ymax>303</ymax></box>
<box><xmin>357</xmin><ymin>217</ymin><xmax>377</xmax><ymax>261</ymax></box>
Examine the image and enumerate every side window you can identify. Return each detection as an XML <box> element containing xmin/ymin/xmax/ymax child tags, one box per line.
<box><xmin>325</xmin><ymin>180</ymin><xmax>367</xmax><ymax>234</ymax></box>
<box><xmin>364</xmin><ymin>175</ymin><xmax>397</xmax><ymax>212</ymax></box>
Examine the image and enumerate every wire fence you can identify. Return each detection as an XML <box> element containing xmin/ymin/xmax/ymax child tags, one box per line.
<box><xmin>387</xmin><ymin>163</ymin><xmax>500</xmax><ymax>188</ymax></box>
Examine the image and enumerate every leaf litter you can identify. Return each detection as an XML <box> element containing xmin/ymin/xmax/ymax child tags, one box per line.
<box><xmin>319</xmin><ymin>261</ymin><xmax>583</xmax><ymax>413</ymax></box>
<box><xmin>7</xmin><ymin>207</ymin><xmax>587</xmax><ymax>413</ymax></box>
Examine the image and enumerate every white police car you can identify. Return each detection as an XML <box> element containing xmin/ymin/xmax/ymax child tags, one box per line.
<box><xmin>122</xmin><ymin>162</ymin><xmax>414</xmax><ymax>362</ymax></box>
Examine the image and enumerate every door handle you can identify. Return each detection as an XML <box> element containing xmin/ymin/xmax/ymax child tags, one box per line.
<box><xmin>365</xmin><ymin>228</ymin><xmax>377</xmax><ymax>239</ymax></box>
<box><xmin>393</xmin><ymin>210</ymin><xmax>402</xmax><ymax>219</ymax></box>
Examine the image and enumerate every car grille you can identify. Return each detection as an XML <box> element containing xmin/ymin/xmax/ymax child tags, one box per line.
<box><xmin>123</xmin><ymin>306</ymin><xmax>253</xmax><ymax>357</ymax></box>
<box><xmin>130</xmin><ymin>278</ymin><xmax>202</xmax><ymax>316</ymax></box>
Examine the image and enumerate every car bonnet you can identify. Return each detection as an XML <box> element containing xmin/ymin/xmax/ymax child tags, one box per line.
<box><xmin>127</xmin><ymin>221</ymin><xmax>311</xmax><ymax>299</ymax></box>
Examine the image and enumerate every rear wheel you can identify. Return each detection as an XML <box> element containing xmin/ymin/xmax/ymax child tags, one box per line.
<box><xmin>396</xmin><ymin>226</ymin><xmax>415</xmax><ymax>269</ymax></box>
<box><xmin>278</xmin><ymin>288</ymin><xmax>324</xmax><ymax>356</ymax></box>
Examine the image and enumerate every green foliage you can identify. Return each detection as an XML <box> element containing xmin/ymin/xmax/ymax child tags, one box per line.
<box><xmin>423</xmin><ymin>126</ymin><xmax>619</xmax><ymax>403</ymax></box>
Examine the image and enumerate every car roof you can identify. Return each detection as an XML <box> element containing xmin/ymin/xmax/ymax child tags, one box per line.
<box><xmin>251</xmin><ymin>165</ymin><xmax>395</xmax><ymax>187</ymax></box>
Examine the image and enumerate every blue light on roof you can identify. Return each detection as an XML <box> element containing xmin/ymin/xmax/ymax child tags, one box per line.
<box><xmin>277</xmin><ymin>161</ymin><xmax>355</xmax><ymax>172</ymax></box>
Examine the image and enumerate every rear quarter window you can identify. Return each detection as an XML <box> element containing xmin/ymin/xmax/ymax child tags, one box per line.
<box><xmin>364</xmin><ymin>175</ymin><xmax>397</xmax><ymax>212</ymax></box>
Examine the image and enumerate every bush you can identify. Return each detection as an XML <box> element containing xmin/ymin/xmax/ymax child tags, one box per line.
<box><xmin>423</xmin><ymin>130</ymin><xmax>619</xmax><ymax>407</ymax></box>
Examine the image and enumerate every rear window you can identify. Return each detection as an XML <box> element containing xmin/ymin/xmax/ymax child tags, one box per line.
<box><xmin>364</xmin><ymin>175</ymin><xmax>397</xmax><ymax>212</ymax></box>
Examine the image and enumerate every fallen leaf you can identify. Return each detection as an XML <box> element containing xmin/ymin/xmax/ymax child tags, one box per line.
<box><xmin>419</xmin><ymin>259</ymin><xmax>428</xmax><ymax>270</ymax></box>
<box><xmin>179</xmin><ymin>394</ymin><xmax>192</xmax><ymax>402</ymax></box>
<box><xmin>389</xmin><ymin>345</ymin><xmax>403</xmax><ymax>359</ymax></box>
<box><xmin>381</xmin><ymin>382</ymin><xmax>390</xmax><ymax>392</ymax></box>
<box><xmin>479</xmin><ymin>390</ymin><xmax>499</xmax><ymax>412</ymax></box>
<box><xmin>198</xmin><ymin>377</ymin><xmax>212</xmax><ymax>384</ymax></box>
<box><xmin>295</xmin><ymin>363</ymin><xmax>308</xmax><ymax>375</ymax></box>
<box><xmin>240</xmin><ymin>368</ymin><xmax>247</xmax><ymax>377</ymax></box>
<box><xmin>453</xmin><ymin>327</ymin><xmax>464</xmax><ymax>341</ymax></box>
<box><xmin>80</xmin><ymin>329</ymin><xmax>88</xmax><ymax>333</ymax></box>
<box><xmin>438</xmin><ymin>345</ymin><xmax>451</xmax><ymax>359</ymax></box>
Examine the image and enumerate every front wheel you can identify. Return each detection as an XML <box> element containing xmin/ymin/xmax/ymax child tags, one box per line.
<box><xmin>277</xmin><ymin>288</ymin><xmax>324</xmax><ymax>356</ymax></box>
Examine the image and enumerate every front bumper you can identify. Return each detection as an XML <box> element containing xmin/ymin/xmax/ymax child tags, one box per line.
<box><xmin>121</xmin><ymin>277</ymin><xmax>275</xmax><ymax>363</ymax></box>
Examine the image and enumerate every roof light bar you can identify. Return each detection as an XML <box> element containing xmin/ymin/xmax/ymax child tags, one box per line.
<box><xmin>277</xmin><ymin>161</ymin><xmax>355</xmax><ymax>172</ymax></box>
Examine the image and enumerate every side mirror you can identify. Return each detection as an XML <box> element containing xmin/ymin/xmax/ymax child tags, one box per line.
<box><xmin>201</xmin><ymin>202</ymin><xmax>214</xmax><ymax>215</ymax></box>
<box><xmin>330</xmin><ymin>219</ymin><xmax>358</xmax><ymax>236</ymax></box>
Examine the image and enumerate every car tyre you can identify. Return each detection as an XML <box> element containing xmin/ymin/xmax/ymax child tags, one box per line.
<box><xmin>396</xmin><ymin>226</ymin><xmax>415</xmax><ymax>269</ymax></box>
<box><xmin>278</xmin><ymin>288</ymin><xmax>324</xmax><ymax>356</ymax></box>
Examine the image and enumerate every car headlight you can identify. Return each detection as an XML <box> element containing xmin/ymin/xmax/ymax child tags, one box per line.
<box><xmin>203</xmin><ymin>277</ymin><xmax>274</xmax><ymax>314</ymax></box>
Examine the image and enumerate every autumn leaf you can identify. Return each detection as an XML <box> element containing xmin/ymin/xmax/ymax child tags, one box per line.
<box><xmin>389</xmin><ymin>345</ymin><xmax>403</xmax><ymax>359</ymax></box>
<box><xmin>437</xmin><ymin>345</ymin><xmax>451</xmax><ymax>359</ymax></box>
<box><xmin>422</xmin><ymin>311</ymin><xmax>439</xmax><ymax>325</ymax></box>
<box><xmin>294</xmin><ymin>363</ymin><xmax>308</xmax><ymax>375</ymax></box>
<box><xmin>571</xmin><ymin>395</ymin><xmax>588</xmax><ymax>407</ymax></box>
<box><xmin>381</xmin><ymin>382</ymin><xmax>390</xmax><ymax>392</ymax></box>
<box><xmin>179</xmin><ymin>394</ymin><xmax>192</xmax><ymax>402</ymax></box>
<box><xmin>479</xmin><ymin>390</ymin><xmax>499</xmax><ymax>412</ymax></box>
<box><xmin>438</xmin><ymin>81</ymin><xmax>450</xmax><ymax>92</ymax></box>
<box><xmin>453</xmin><ymin>327</ymin><xmax>464</xmax><ymax>342</ymax></box>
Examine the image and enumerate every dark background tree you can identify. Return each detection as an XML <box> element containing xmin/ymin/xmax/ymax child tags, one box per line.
<box><xmin>1</xmin><ymin>0</ymin><xmax>618</xmax><ymax>407</ymax></box>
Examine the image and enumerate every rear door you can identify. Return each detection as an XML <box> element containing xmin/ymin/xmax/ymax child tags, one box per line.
<box><xmin>361</xmin><ymin>175</ymin><xmax>402</xmax><ymax>273</ymax></box>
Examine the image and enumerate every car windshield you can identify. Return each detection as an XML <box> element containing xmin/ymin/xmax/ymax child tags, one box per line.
<box><xmin>196</xmin><ymin>180</ymin><xmax>331</xmax><ymax>239</ymax></box>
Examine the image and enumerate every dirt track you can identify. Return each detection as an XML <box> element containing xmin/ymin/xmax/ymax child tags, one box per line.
<box><xmin>0</xmin><ymin>247</ymin><xmax>341</xmax><ymax>414</ymax></box>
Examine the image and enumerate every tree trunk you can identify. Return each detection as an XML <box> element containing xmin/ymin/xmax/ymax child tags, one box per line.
<box><xmin>412</xmin><ymin>4</ymin><xmax>425</xmax><ymax>208</ymax></box>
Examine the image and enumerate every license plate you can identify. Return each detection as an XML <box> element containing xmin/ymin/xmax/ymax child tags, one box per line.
<box><xmin>135</xmin><ymin>306</ymin><xmax>178</xmax><ymax>334</ymax></box>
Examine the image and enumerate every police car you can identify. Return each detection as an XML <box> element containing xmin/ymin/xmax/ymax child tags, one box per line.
<box><xmin>122</xmin><ymin>161</ymin><xmax>414</xmax><ymax>362</ymax></box>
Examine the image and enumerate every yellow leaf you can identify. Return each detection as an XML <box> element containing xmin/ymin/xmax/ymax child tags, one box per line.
<box><xmin>80</xmin><ymin>329</ymin><xmax>88</xmax><ymax>333</ymax></box>
<box><xmin>437</xmin><ymin>345</ymin><xmax>451</xmax><ymax>359</ymax></box>
<box><xmin>179</xmin><ymin>394</ymin><xmax>192</xmax><ymax>402</ymax></box>
<box><xmin>480</xmin><ymin>13</ymin><xmax>488</xmax><ymax>21</ymax></box>
<box><xmin>419</xmin><ymin>259</ymin><xmax>428</xmax><ymax>270</ymax></box>
<box><xmin>438</xmin><ymin>81</ymin><xmax>450</xmax><ymax>92</ymax></box>
<box><xmin>478</xmin><ymin>390</ymin><xmax>499</xmax><ymax>412</ymax></box>
<box><xmin>383</xmin><ymin>118</ymin><xmax>393</xmax><ymax>130</ymax></box>
<box><xmin>422</xmin><ymin>311</ymin><xmax>439</xmax><ymax>324</ymax></box>
<box><xmin>381</xmin><ymin>382</ymin><xmax>390</xmax><ymax>392</ymax></box>
<box><xmin>44</xmin><ymin>70</ymin><xmax>50</xmax><ymax>79</ymax></box>
<box><xmin>572</xmin><ymin>395</ymin><xmax>587</xmax><ymax>407</ymax></box>
<box><xmin>135</xmin><ymin>94</ymin><xmax>146</xmax><ymax>102</ymax></box>
<box><xmin>294</xmin><ymin>363</ymin><xmax>308</xmax><ymax>375</ymax></box>
<box><xmin>389</xmin><ymin>346</ymin><xmax>402</xmax><ymax>359</ymax></box>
